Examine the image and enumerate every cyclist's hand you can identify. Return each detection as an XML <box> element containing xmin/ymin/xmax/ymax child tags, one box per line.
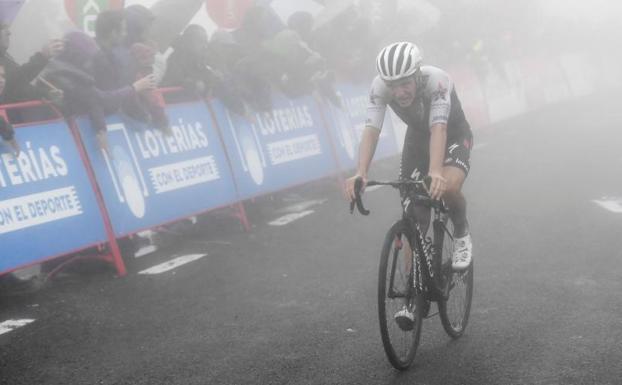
<box><xmin>427</xmin><ymin>172</ymin><xmax>447</xmax><ymax>200</ymax></box>
<box><xmin>344</xmin><ymin>174</ymin><xmax>367</xmax><ymax>201</ymax></box>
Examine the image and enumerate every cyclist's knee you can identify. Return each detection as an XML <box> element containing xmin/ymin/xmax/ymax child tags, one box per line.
<box><xmin>444</xmin><ymin>180</ymin><xmax>462</xmax><ymax>197</ymax></box>
<box><xmin>443</xmin><ymin>186</ymin><xmax>466</xmax><ymax>207</ymax></box>
<box><xmin>442</xmin><ymin>166</ymin><xmax>466</xmax><ymax>194</ymax></box>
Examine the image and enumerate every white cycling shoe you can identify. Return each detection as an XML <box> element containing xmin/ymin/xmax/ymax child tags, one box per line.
<box><xmin>452</xmin><ymin>233</ymin><xmax>472</xmax><ymax>271</ymax></box>
<box><xmin>394</xmin><ymin>306</ymin><xmax>415</xmax><ymax>331</ymax></box>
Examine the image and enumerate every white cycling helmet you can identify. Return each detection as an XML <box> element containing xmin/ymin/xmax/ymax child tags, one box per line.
<box><xmin>376</xmin><ymin>42</ymin><xmax>423</xmax><ymax>81</ymax></box>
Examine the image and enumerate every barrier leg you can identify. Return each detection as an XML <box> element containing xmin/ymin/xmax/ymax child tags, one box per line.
<box><xmin>43</xmin><ymin>252</ymin><xmax>117</xmax><ymax>283</ymax></box>
<box><xmin>233</xmin><ymin>202</ymin><xmax>251</xmax><ymax>232</ymax></box>
<box><xmin>68</xmin><ymin>119</ymin><xmax>127</xmax><ymax>277</ymax></box>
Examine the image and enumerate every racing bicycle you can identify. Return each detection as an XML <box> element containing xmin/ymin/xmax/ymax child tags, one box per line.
<box><xmin>351</xmin><ymin>177</ymin><xmax>473</xmax><ymax>370</ymax></box>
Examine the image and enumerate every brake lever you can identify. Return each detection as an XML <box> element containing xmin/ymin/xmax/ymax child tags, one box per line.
<box><xmin>350</xmin><ymin>177</ymin><xmax>370</xmax><ymax>215</ymax></box>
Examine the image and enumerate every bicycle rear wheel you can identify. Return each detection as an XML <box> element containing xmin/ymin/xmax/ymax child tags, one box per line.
<box><xmin>438</xmin><ymin>220</ymin><xmax>474</xmax><ymax>338</ymax></box>
<box><xmin>378</xmin><ymin>221</ymin><xmax>424</xmax><ymax>370</ymax></box>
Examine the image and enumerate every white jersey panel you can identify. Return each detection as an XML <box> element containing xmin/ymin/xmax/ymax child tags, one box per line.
<box><xmin>422</xmin><ymin>66</ymin><xmax>453</xmax><ymax>127</ymax></box>
<box><xmin>364</xmin><ymin>66</ymin><xmax>455</xmax><ymax>131</ymax></box>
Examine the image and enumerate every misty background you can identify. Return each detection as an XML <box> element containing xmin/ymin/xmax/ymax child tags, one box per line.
<box><xmin>8</xmin><ymin>0</ymin><xmax>622</xmax><ymax>75</ymax></box>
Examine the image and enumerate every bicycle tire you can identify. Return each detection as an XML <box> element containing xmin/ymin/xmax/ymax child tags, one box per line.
<box><xmin>377</xmin><ymin>221</ymin><xmax>424</xmax><ymax>370</ymax></box>
<box><xmin>438</xmin><ymin>220</ymin><xmax>474</xmax><ymax>338</ymax></box>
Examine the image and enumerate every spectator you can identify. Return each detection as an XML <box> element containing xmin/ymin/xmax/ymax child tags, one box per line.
<box><xmin>313</xmin><ymin>8</ymin><xmax>377</xmax><ymax>82</ymax></box>
<box><xmin>0</xmin><ymin>21</ymin><xmax>63</xmax><ymax>103</ymax></box>
<box><xmin>232</xmin><ymin>4</ymin><xmax>283</xmax><ymax>49</ymax></box>
<box><xmin>162</xmin><ymin>25</ymin><xmax>247</xmax><ymax>116</ymax></box>
<box><xmin>39</xmin><ymin>31</ymin><xmax>154</xmax><ymax>153</ymax></box>
<box><xmin>94</xmin><ymin>10</ymin><xmax>168</xmax><ymax>134</ymax></box>
<box><xmin>161</xmin><ymin>25</ymin><xmax>212</xmax><ymax>95</ymax></box>
<box><xmin>0</xmin><ymin>63</ymin><xmax>19</xmax><ymax>155</ymax></box>
<box><xmin>129</xmin><ymin>42</ymin><xmax>171</xmax><ymax>134</ymax></box>
<box><xmin>93</xmin><ymin>10</ymin><xmax>130</xmax><ymax>93</ymax></box>
<box><xmin>286</xmin><ymin>11</ymin><xmax>314</xmax><ymax>46</ymax></box>
<box><xmin>210</xmin><ymin>29</ymin><xmax>273</xmax><ymax>112</ymax></box>
<box><xmin>233</xmin><ymin>5</ymin><xmax>283</xmax><ymax>81</ymax></box>
<box><xmin>124</xmin><ymin>4</ymin><xmax>155</xmax><ymax>46</ymax></box>
<box><xmin>124</xmin><ymin>4</ymin><xmax>168</xmax><ymax>84</ymax></box>
<box><xmin>264</xmin><ymin>14</ymin><xmax>340</xmax><ymax>105</ymax></box>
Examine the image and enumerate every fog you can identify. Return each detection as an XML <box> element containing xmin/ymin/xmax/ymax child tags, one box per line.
<box><xmin>8</xmin><ymin>1</ymin><xmax>622</xmax><ymax>64</ymax></box>
<box><xmin>2</xmin><ymin>2</ymin><xmax>622</xmax><ymax>383</ymax></box>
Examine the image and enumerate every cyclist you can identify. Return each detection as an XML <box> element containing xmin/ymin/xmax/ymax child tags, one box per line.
<box><xmin>345</xmin><ymin>42</ymin><xmax>473</xmax><ymax>324</ymax></box>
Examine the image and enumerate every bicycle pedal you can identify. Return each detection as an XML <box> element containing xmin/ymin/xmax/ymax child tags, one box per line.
<box><xmin>424</xmin><ymin>311</ymin><xmax>439</xmax><ymax>319</ymax></box>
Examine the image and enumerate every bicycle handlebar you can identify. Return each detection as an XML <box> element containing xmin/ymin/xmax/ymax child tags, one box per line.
<box><xmin>350</xmin><ymin>177</ymin><xmax>370</xmax><ymax>215</ymax></box>
<box><xmin>350</xmin><ymin>177</ymin><xmax>443</xmax><ymax>216</ymax></box>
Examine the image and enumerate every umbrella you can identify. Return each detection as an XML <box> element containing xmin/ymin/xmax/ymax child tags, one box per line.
<box><xmin>0</xmin><ymin>0</ymin><xmax>25</xmax><ymax>25</ymax></box>
<box><xmin>268</xmin><ymin>0</ymin><xmax>323</xmax><ymax>24</ymax></box>
<box><xmin>395</xmin><ymin>0</ymin><xmax>440</xmax><ymax>35</ymax></box>
<box><xmin>311</xmin><ymin>0</ymin><xmax>355</xmax><ymax>31</ymax></box>
<box><xmin>149</xmin><ymin>0</ymin><xmax>205</xmax><ymax>51</ymax></box>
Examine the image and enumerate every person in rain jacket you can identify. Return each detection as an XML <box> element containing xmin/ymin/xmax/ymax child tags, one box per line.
<box><xmin>0</xmin><ymin>62</ymin><xmax>19</xmax><ymax>155</ymax></box>
<box><xmin>39</xmin><ymin>31</ymin><xmax>154</xmax><ymax>153</ymax></box>
<box><xmin>162</xmin><ymin>24</ymin><xmax>248</xmax><ymax>116</ymax></box>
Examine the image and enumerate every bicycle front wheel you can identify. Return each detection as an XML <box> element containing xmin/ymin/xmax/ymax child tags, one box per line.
<box><xmin>438</xmin><ymin>221</ymin><xmax>474</xmax><ymax>338</ymax></box>
<box><xmin>378</xmin><ymin>221</ymin><xmax>424</xmax><ymax>370</ymax></box>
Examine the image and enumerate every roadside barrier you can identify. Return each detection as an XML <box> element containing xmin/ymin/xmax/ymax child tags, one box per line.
<box><xmin>0</xmin><ymin>88</ymin><xmax>395</xmax><ymax>277</ymax></box>
<box><xmin>0</xmin><ymin>101</ymin><xmax>125</xmax><ymax>276</ymax></box>
<box><xmin>209</xmin><ymin>92</ymin><xmax>342</xmax><ymax>200</ymax></box>
<box><xmin>72</xmin><ymin>94</ymin><xmax>242</xmax><ymax>237</ymax></box>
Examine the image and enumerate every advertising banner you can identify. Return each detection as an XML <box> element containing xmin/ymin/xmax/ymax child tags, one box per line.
<box><xmin>0</xmin><ymin>120</ymin><xmax>107</xmax><ymax>273</ymax></box>
<box><xmin>210</xmin><ymin>93</ymin><xmax>339</xmax><ymax>200</ymax></box>
<box><xmin>76</xmin><ymin>102</ymin><xmax>239</xmax><ymax>236</ymax></box>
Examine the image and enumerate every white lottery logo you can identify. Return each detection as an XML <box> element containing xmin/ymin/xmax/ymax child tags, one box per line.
<box><xmin>113</xmin><ymin>146</ymin><xmax>146</xmax><ymax>219</ymax></box>
<box><xmin>239</xmin><ymin>129</ymin><xmax>264</xmax><ymax>186</ymax></box>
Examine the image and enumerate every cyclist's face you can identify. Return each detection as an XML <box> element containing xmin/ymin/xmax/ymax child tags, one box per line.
<box><xmin>386</xmin><ymin>77</ymin><xmax>416</xmax><ymax>107</ymax></box>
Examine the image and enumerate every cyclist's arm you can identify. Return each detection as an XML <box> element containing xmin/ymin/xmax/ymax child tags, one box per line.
<box><xmin>356</xmin><ymin>126</ymin><xmax>381</xmax><ymax>179</ymax></box>
<box><xmin>427</xmin><ymin>69</ymin><xmax>453</xmax><ymax>199</ymax></box>
<box><xmin>428</xmin><ymin>123</ymin><xmax>448</xmax><ymax>178</ymax></box>
<box><xmin>345</xmin><ymin>77</ymin><xmax>387</xmax><ymax>200</ymax></box>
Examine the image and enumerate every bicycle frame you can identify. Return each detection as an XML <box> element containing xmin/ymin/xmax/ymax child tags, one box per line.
<box><xmin>352</xmin><ymin>177</ymin><xmax>451</xmax><ymax>302</ymax></box>
<box><xmin>401</xmin><ymin>201</ymin><xmax>444</xmax><ymax>302</ymax></box>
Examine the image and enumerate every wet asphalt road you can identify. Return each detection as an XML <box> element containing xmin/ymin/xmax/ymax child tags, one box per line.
<box><xmin>1</xmin><ymin>96</ymin><xmax>622</xmax><ymax>385</ymax></box>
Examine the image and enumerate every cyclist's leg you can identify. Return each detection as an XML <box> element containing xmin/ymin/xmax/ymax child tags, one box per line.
<box><xmin>442</xmin><ymin>138</ymin><xmax>472</xmax><ymax>269</ymax></box>
<box><xmin>442</xmin><ymin>166</ymin><xmax>468</xmax><ymax>237</ymax></box>
<box><xmin>442</xmin><ymin>137</ymin><xmax>471</xmax><ymax>237</ymax></box>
